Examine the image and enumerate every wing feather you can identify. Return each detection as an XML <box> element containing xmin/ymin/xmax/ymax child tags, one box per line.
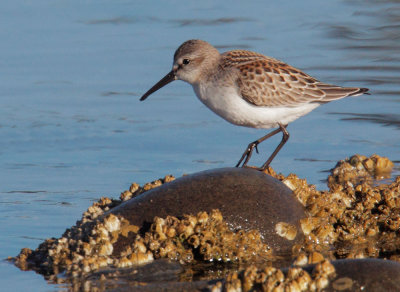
<box><xmin>221</xmin><ymin>50</ymin><xmax>368</xmax><ymax>107</ymax></box>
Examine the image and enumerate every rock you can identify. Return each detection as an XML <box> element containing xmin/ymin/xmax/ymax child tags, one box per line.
<box><xmin>85</xmin><ymin>259</ymin><xmax>213</xmax><ymax>292</ymax></box>
<box><xmin>327</xmin><ymin>259</ymin><xmax>400</xmax><ymax>291</ymax></box>
<box><xmin>208</xmin><ymin>258</ymin><xmax>400</xmax><ymax>292</ymax></box>
<box><xmin>108</xmin><ymin>167</ymin><xmax>306</xmax><ymax>253</ymax></box>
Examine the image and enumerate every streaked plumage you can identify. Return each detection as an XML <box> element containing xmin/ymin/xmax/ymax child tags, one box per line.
<box><xmin>140</xmin><ymin>39</ymin><xmax>369</xmax><ymax>170</ymax></box>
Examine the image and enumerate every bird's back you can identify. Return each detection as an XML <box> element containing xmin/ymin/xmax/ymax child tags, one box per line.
<box><xmin>221</xmin><ymin>50</ymin><xmax>369</xmax><ymax>108</ymax></box>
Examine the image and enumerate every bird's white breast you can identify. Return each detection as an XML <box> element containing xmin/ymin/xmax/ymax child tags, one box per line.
<box><xmin>192</xmin><ymin>82</ymin><xmax>319</xmax><ymax>129</ymax></box>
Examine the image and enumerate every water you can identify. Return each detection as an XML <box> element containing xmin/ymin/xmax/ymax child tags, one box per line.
<box><xmin>1</xmin><ymin>0</ymin><xmax>399</xmax><ymax>290</ymax></box>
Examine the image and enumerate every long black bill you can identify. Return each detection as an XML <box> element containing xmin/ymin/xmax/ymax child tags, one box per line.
<box><xmin>140</xmin><ymin>70</ymin><xmax>176</xmax><ymax>101</ymax></box>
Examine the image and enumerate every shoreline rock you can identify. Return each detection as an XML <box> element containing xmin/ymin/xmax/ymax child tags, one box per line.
<box><xmin>10</xmin><ymin>154</ymin><xmax>400</xmax><ymax>291</ymax></box>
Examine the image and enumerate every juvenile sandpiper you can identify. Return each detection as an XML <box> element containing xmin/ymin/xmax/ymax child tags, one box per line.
<box><xmin>140</xmin><ymin>39</ymin><xmax>369</xmax><ymax>170</ymax></box>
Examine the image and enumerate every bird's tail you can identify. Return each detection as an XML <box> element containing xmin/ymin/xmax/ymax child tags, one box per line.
<box><xmin>350</xmin><ymin>87</ymin><xmax>370</xmax><ymax>97</ymax></box>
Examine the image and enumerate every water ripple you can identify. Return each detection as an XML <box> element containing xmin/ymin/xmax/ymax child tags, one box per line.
<box><xmin>170</xmin><ymin>17</ymin><xmax>253</xmax><ymax>27</ymax></box>
<box><xmin>329</xmin><ymin>112</ymin><xmax>400</xmax><ymax>129</ymax></box>
<box><xmin>83</xmin><ymin>16</ymin><xmax>138</xmax><ymax>25</ymax></box>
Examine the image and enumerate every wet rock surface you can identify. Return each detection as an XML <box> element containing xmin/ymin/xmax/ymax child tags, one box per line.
<box><xmin>10</xmin><ymin>154</ymin><xmax>400</xmax><ymax>291</ymax></box>
<box><xmin>215</xmin><ymin>258</ymin><xmax>400</xmax><ymax>292</ymax></box>
<box><xmin>109</xmin><ymin>167</ymin><xmax>306</xmax><ymax>253</ymax></box>
<box><xmin>327</xmin><ymin>259</ymin><xmax>400</xmax><ymax>291</ymax></box>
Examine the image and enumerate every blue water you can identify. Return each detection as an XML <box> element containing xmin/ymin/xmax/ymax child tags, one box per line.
<box><xmin>1</xmin><ymin>0</ymin><xmax>399</xmax><ymax>290</ymax></box>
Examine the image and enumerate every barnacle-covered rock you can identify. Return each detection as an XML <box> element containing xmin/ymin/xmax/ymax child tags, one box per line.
<box><xmin>10</xmin><ymin>154</ymin><xmax>400</xmax><ymax>291</ymax></box>
<box><xmin>138</xmin><ymin>209</ymin><xmax>274</xmax><ymax>265</ymax></box>
<box><xmin>109</xmin><ymin>167</ymin><xmax>306</xmax><ymax>253</ymax></box>
<box><xmin>211</xmin><ymin>258</ymin><xmax>335</xmax><ymax>292</ymax></box>
<box><xmin>211</xmin><ymin>258</ymin><xmax>400</xmax><ymax>292</ymax></box>
<box><xmin>328</xmin><ymin>154</ymin><xmax>394</xmax><ymax>188</ymax></box>
<box><xmin>12</xmin><ymin>208</ymin><xmax>272</xmax><ymax>281</ymax></box>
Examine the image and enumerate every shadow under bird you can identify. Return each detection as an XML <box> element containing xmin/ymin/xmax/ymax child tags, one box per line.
<box><xmin>140</xmin><ymin>39</ymin><xmax>369</xmax><ymax>170</ymax></box>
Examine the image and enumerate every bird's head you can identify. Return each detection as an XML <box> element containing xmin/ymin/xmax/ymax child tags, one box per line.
<box><xmin>140</xmin><ymin>40</ymin><xmax>220</xmax><ymax>101</ymax></box>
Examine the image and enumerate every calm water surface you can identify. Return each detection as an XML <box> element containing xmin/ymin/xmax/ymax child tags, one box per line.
<box><xmin>1</xmin><ymin>0</ymin><xmax>399</xmax><ymax>290</ymax></box>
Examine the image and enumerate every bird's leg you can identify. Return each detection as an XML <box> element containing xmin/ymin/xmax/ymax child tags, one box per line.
<box><xmin>235</xmin><ymin>126</ymin><xmax>285</xmax><ymax>168</ymax></box>
<box><xmin>260</xmin><ymin>123</ymin><xmax>289</xmax><ymax>170</ymax></box>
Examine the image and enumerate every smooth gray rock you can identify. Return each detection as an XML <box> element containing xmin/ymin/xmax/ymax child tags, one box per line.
<box><xmin>108</xmin><ymin>167</ymin><xmax>306</xmax><ymax>253</ymax></box>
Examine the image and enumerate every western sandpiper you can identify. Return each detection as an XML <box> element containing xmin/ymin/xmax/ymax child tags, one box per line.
<box><xmin>140</xmin><ymin>40</ymin><xmax>369</xmax><ymax>170</ymax></box>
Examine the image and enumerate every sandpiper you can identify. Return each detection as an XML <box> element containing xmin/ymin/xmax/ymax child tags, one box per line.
<box><xmin>140</xmin><ymin>40</ymin><xmax>369</xmax><ymax>170</ymax></box>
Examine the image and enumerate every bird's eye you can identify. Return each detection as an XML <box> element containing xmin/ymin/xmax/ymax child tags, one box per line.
<box><xmin>182</xmin><ymin>59</ymin><xmax>190</xmax><ymax>65</ymax></box>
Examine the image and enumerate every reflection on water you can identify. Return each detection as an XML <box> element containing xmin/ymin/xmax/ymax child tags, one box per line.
<box><xmin>172</xmin><ymin>17</ymin><xmax>252</xmax><ymax>26</ymax></box>
<box><xmin>192</xmin><ymin>159</ymin><xmax>225</xmax><ymax>165</ymax></box>
<box><xmin>294</xmin><ymin>158</ymin><xmax>334</xmax><ymax>163</ymax></box>
<box><xmin>101</xmin><ymin>91</ymin><xmax>139</xmax><ymax>97</ymax></box>
<box><xmin>84</xmin><ymin>16</ymin><xmax>138</xmax><ymax>25</ymax></box>
<box><xmin>0</xmin><ymin>0</ymin><xmax>399</xmax><ymax>290</ymax></box>
<box><xmin>308</xmin><ymin>65</ymin><xmax>400</xmax><ymax>73</ymax></box>
<box><xmin>5</xmin><ymin>190</ymin><xmax>47</xmax><ymax>194</ymax></box>
<box><xmin>330</xmin><ymin>112</ymin><xmax>400</xmax><ymax>129</ymax></box>
<box><xmin>84</xmin><ymin>16</ymin><xmax>253</xmax><ymax>27</ymax></box>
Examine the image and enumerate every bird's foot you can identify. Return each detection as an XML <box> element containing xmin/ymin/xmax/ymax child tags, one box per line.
<box><xmin>241</xmin><ymin>164</ymin><xmax>275</xmax><ymax>175</ymax></box>
<box><xmin>235</xmin><ymin>142</ymin><xmax>259</xmax><ymax>168</ymax></box>
<box><xmin>241</xmin><ymin>165</ymin><xmax>263</xmax><ymax>170</ymax></box>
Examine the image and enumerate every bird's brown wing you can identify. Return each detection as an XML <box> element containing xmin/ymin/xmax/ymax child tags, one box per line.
<box><xmin>222</xmin><ymin>50</ymin><xmax>367</xmax><ymax>107</ymax></box>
